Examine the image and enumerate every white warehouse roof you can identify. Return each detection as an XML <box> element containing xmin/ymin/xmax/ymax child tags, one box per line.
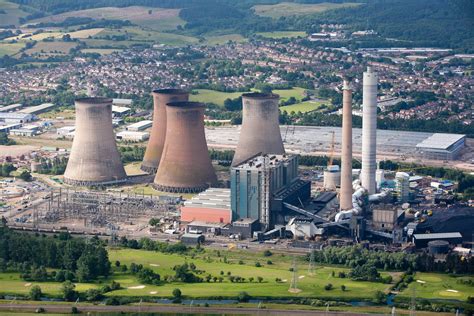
<box><xmin>416</xmin><ymin>133</ymin><xmax>466</xmax><ymax>150</ymax></box>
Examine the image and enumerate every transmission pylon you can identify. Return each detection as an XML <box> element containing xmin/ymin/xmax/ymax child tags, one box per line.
<box><xmin>289</xmin><ymin>257</ymin><xmax>300</xmax><ymax>293</ymax></box>
<box><xmin>410</xmin><ymin>284</ymin><xmax>416</xmax><ymax>316</ymax></box>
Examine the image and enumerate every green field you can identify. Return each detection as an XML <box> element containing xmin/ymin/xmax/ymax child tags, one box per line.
<box><xmin>80</xmin><ymin>48</ymin><xmax>123</xmax><ymax>55</ymax></box>
<box><xmin>24</xmin><ymin>41</ymin><xmax>78</xmax><ymax>57</ymax></box>
<box><xmin>257</xmin><ymin>31</ymin><xmax>307</xmax><ymax>39</ymax></box>
<box><xmin>280</xmin><ymin>100</ymin><xmax>327</xmax><ymax>114</ymax></box>
<box><xmin>0</xmin><ymin>0</ymin><xmax>28</xmax><ymax>26</ymax></box>
<box><xmin>95</xmin><ymin>27</ymin><xmax>199</xmax><ymax>46</ymax></box>
<box><xmin>0</xmin><ymin>42</ymin><xmax>25</xmax><ymax>57</ymax></box>
<box><xmin>190</xmin><ymin>87</ymin><xmax>309</xmax><ymax>107</ymax></box>
<box><xmin>205</xmin><ymin>34</ymin><xmax>248</xmax><ymax>45</ymax></box>
<box><xmin>399</xmin><ymin>273</ymin><xmax>474</xmax><ymax>302</ymax></box>
<box><xmin>253</xmin><ymin>2</ymin><xmax>361</xmax><ymax>18</ymax></box>
<box><xmin>29</xmin><ymin>6</ymin><xmax>184</xmax><ymax>31</ymax></box>
<box><xmin>106</xmin><ymin>248</ymin><xmax>393</xmax><ymax>298</ymax></box>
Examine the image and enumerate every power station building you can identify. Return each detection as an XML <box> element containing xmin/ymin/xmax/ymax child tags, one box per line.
<box><xmin>416</xmin><ymin>133</ymin><xmax>466</xmax><ymax>160</ymax></box>
<box><xmin>64</xmin><ymin>97</ymin><xmax>127</xmax><ymax>186</ymax></box>
<box><xmin>230</xmin><ymin>154</ymin><xmax>310</xmax><ymax>229</ymax></box>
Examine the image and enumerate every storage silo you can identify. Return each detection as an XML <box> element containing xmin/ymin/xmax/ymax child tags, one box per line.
<box><xmin>141</xmin><ymin>89</ymin><xmax>189</xmax><ymax>173</ymax></box>
<box><xmin>64</xmin><ymin>97</ymin><xmax>127</xmax><ymax>186</ymax></box>
<box><xmin>231</xmin><ymin>93</ymin><xmax>285</xmax><ymax>167</ymax></box>
<box><xmin>153</xmin><ymin>101</ymin><xmax>217</xmax><ymax>193</ymax></box>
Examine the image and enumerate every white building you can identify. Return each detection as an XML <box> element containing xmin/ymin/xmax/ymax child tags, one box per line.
<box><xmin>116</xmin><ymin>131</ymin><xmax>149</xmax><ymax>142</ymax></box>
<box><xmin>126</xmin><ymin>120</ymin><xmax>153</xmax><ymax>131</ymax></box>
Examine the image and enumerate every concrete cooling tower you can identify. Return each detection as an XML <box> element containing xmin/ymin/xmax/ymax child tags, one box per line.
<box><xmin>153</xmin><ymin>101</ymin><xmax>217</xmax><ymax>193</ymax></box>
<box><xmin>231</xmin><ymin>93</ymin><xmax>285</xmax><ymax>166</ymax></box>
<box><xmin>64</xmin><ymin>97</ymin><xmax>127</xmax><ymax>186</ymax></box>
<box><xmin>141</xmin><ymin>89</ymin><xmax>189</xmax><ymax>173</ymax></box>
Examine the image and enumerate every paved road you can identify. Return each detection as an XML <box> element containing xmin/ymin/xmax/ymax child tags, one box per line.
<box><xmin>0</xmin><ymin>303</ymin><xmax>384</xmax><ymax>315</ymax></box>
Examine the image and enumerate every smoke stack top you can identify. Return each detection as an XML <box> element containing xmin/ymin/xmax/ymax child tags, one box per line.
<box><xmin>152</xmin><ymin>88</ymin><xmax>188</xmax><ymax>95</ymax></box>
<box><xmin>75</xmin><ymin>97</ymin><xmax>113</xmax><ymax>104</ymax></box>
<box><xmin>166</xmin><ymin>101</ymin><xmax>204</xmax><ymax>108</ymax></box>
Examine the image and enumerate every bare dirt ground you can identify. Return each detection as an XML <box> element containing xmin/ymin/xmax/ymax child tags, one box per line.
<box><xmin>0</xmin><ymin>145</ymin><xmax>37</xmax><ymax>158</ymax></box>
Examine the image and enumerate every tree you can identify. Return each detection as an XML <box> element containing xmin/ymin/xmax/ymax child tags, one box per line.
<box><xmin>29</xmin><ymin>285</ymin><xmax>42</xmax><ymax>300</ymax></box>
<box><xmin>341</xmin><ymin>285</ymin><xmax>346</xmax><ymax>291</ymax></box>
<box><xmin>172</xmin><ymin>288</ymin><xmax>182</xmax><ymax>303</ymax></box>
<box><xmin>85</xmin><ymin>289</ymin><xmax>102</xmax><ymax>301</ymax></box>
<box><xmin>237</xmin><ymin>291</ymin><xmax>251</xmax><ymax>302</ymax></box>
<box><xmin>263</xmin><ymin>250</ymin><xmax>272</xmax><ymax>257</ymax></box>
<box><xmin>18</xmin><ymin>170</ymin><xmax>32</xmax><ymax>181</ymax></box>
<box><xmin>61</xmin><ymin>281</ymin><xmax>78</xmax><ymax>301</ymax></box>
<box><xmin>324</xmin><ymin>283</ymin><xmax>333</xmax><ymax>290</ymax></box>
<box><xmin>257</xmin><ymin>276</ymin><xmax>263</xmax><ymax>283</ymax></box>
<box><xmin>374</xmin><ymin>291</ymin><xmax>386</xmax><ymax>304</ymax></box>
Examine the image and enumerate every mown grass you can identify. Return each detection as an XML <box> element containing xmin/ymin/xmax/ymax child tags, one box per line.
<box><xmin>205</xmin><ymin>34</ymin><xmax>248</xmax><ymax>45</ymax></box>
<box><xmin>399</xmin><ymin>272</ymin><xmax>474</xmax><ymax>301</ymax></box>
<box><xmin>0</xmin><ymin>42</ymin><xmax>25</xmax><ymax>57</ymax></box>
<box><xmin>190</xmin><ymin>87</ymin><xmax>308</xmax><ymax>107</ymax></box>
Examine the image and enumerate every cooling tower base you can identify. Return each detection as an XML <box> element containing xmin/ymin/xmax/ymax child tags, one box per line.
<box><xmin>64</xmin><ymin>177</ymin><xmax>128</xmax><ymax>187</ymax></box>
<box><xmin>152</xmin><ymin>183</ymin><xmax>209</xmax><ymax>194</ymax></box>
<box><xmin>140</xmin><ymin>164</ymin><xmax>157</xmax><ymax>174</ymax></box>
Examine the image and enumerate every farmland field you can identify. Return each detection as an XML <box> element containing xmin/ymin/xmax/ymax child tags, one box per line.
<box><xmin>280</xmin><ymin>100</ymin><xmax>328</xmax><ymax>114</ymax></box>
<box><xmin>29</xmin><ymin>6</ymin><xmax>184</xmax><ymax>31</ymax></box>
<box><xmin>95</xmin><ymin>27</ymin><xmax>199</xmax><ymax>46</ymax></box>
<box><xmin>205</xmin><ymin>34</ymin><xmax>247</xmax><ymax>45</ymax></box>
<box><xmin>190</xmin><ymin>87</ymin><xmax>309</xmax><ymax>107</ymax></box>
<box><xmin>398</xmin><ymin>272</ymin><xmax>474</xmax><ymax>302</ymax></box>
<box><xmin>257</xmin><ymin>31</ymin><xmax>307</xmax><ymax>39</ymax></box>
<box><xmin>24</xmin><ymin>41</ymin><xmax>78</xmax><ymax>57</ymax></box>
<box><xmin>80</xmin><ymin>48</ymin><xmax>122</xmax><ymax>55</ymax></box>
<box><xmin>0</xmin><ymin>0</ymin><xmax>28</xmax><ymax>26</ymax></box>
<box><xmin>253</xmin><ymin>2</ymin><xmax>361</xmax><ymax>18</ymax></box>
<box><xmin>0</xmin><ymin>42</ymin><xmax>25</xmax><ymax>57</ymax></box>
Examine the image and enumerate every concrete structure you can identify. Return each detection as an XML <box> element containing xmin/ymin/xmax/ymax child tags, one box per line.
<box><xmin>64</xmin><ymin>97</ymin><xmax>127</xmax><ymax>186</ymax></box>
<box><xmin>142</xmin><ymin>89</ymin><xmax>189</xmax><ymax>173</ymax></box>
<box><xmin>416</xmin><ymin>133</ymin><xmax>466</xmax><ymax>160</ymax></box>
<box><xmin>0</xmin><ymin>123</ymin><xmax>22</xmax><ymax>133</ymax></box>
<box><xmin>153</xmin><ymin>101</ymin><xmax>216</xmax><ymax>193</ymax></box>
<box><xmin>340</xmin><ymin>80</ymin><xmax>353</xmax><ymax>210</ymax></box>
<box><xmin>361</xmin><ymin>66</ymin><xmax>378</xmax><ymax>194</ymax></box>
<box><xmin>126</xmin><ymin>120</ymin><xmax>153</xmax><ymax>131</ymax></box>
<box><xmin>231</xmin><ymin>154</ymin><xmax>299</xmax><ymax>227</ymax></box>
<box><xmin>112</xmin><ymin>105</ymin><xmax>131</xmax><ymax>117</ymax></box>
<box><xmin>323</xmin><ymin>165</ymin><xmax>341</xmax><ymax>190</ymax></box>
<box><xmin>232</xmin><ymin>93</ymin><xmax>285</xmax><ymax>166</ymax></box>
<box><xmin>9</xmin><ymin>125</ymin><xmax>39</xmax><ymax>137</ymax></box>
<box><xmin>19</xmin><ymin>103</ymin><xmax>55</xmax><ymax>115</ymax></box>
<box><xmin>373</xmin><ymin>206</ymin><xmax>397</xmax><ymax>230</ymax></box>
<box><xmin>286</xmin><ymin>217</ymin><xmax>322</xmax><ymax>239</ymax></box>
<box><xmin>116</xmin><ymin>131</ymin><xmax>149</xmax><ymax>142</ymax></box>
<box><xmin>181</xmin><ymin>188</ymin><xmax>231</xmax><ymax>224</ymax></box>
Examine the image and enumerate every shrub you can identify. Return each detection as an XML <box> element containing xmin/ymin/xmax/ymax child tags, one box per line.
<box><xmin>255</xmin><ymin>262</ymin><xmax>261</xmax><ymax>267</ymax></box>
<box><xmin>263</xmin><ymin>250</ymin><xmax>273</xmax><ymax>257</ymax></box>
<box><xmin>238</xmin><ymin>291</ymin><xmax>251</xmax><ymax>302</ymax></box>
<box><xmin>341</xmin><ymin>285</ymin><xmax>346</xmax><ymax>291</ymax></box>
<box><xmin>266</xmin><ymin>260</ymin><xmax>273</xmax><ymax>265</ymax></box>
<box><xmin>324</xmin><ymin>283</ymin><xmax>333</xmax><ymax>291</ymax></box>
<box><xmin>29</xmin><ymin>285</ymin><xmax>42</xmax><ymax>301</ymax></box>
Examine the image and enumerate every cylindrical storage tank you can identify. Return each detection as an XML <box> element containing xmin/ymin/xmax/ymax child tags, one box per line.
<box><xmin>141</xmin><ymin>89</ymin><xmax>189</xmax><ymax>173</ymax></box>
<box><xmin>153</xmin><ymin>101</ymin><xmax>217</xmax><ymax>193</ymax></box>
<box><xmin>64</xmin><ymin>97</ymin><xmax>127</xmax><ymax>186</ymax></box>
<box><xmin>428</xmin><ymin>240</ymin><xmax>450</xmax><ymax>254</ymax></box>
<box><xmin>231</xmin><ymin>93</ymin><xmax>285</xmax><ymax>166</ymax></box>
<box><xmin>324</xmin><ymin>169</ymin><xmax>341</xmax><ymax>190</ymax></box>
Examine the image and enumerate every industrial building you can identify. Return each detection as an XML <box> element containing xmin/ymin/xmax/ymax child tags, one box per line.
<box><xmin>126</xmin><ymin>120</ymin><xmax>153</xmax><ymax>132</ymax></box>
<box><xmin>153</xmin><ymin>101</ymin><xmax>217</xmax><ymax>193</ymax></box>
<box><xmin>56</xmin><ymin>126</ymin><xmax>75</xmax><ymax>136</ymax></box>
<box><xmin>142</xmin><ymin>89</ymin><xmax>189</xmax><ymax>173</ymax></box>
<box><xmin>64</xmin><ymin>97</ymin><xmax>127</xmax><ymax>186</ymax></box>
<box><xmin>0</xmin><ymin>123</ymin><xmax>22</xmax><ymax>133</ymax></box>
<box><xmin>0</xmin><ymin>112</ymin><xmax>34</xmax><ymax>124</ymax></box>
<box><xmin>181</xmin><ymin>188</ymin><xmax>232</xmax><ymax>224</ymax></box>
<box><xmin>413</xmin><ymin>232</ymin><xmax>462</xmax><ymax>248</ymax></box>
<box><xmin>9</xmin><ymin>125</ymin><xmax>40</xmax><ymax>137</ymax></box>
<box><xmin>19</xmin><ymin>103</ymin><xmax>55</xmax><ymax>115</ymax></box>
<box><xmin>116</xmin><ymin>131</ymin><xmax>149</xmax><ymax>142</ymax></box>
<box><xmin>112</xmin><ymin>105</ymin><xmax>131</xmax><ymax>117</ymax></box>
<box><xmin>232</xmin><ymin>93</ymin><xmax>285</xmax><ymax>166</ymax></box>
<box><xmin>231</xmin><ymin>154</ymin><xmax>310</xmax><ymax>228</ymax></box>
<box><xmin>416</xmin><ymin>133</ymin><xmax>466</xmax><ymax>160</ymax></box>
<box><xmin>0</xmin><ymin>103</ymin><xmax>23</xmax><ymax>112</ymax></box>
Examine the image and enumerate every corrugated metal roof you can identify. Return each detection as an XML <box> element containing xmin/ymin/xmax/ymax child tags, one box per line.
<box><xmin>416</xmin><ymin>133</ymin><xmax>466</xmax><ymax>150</ymax></box>
<box><xmin>413</xmin><ymin>232</ymin><xmax>462</xmax><ymax>240</ymax></box>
